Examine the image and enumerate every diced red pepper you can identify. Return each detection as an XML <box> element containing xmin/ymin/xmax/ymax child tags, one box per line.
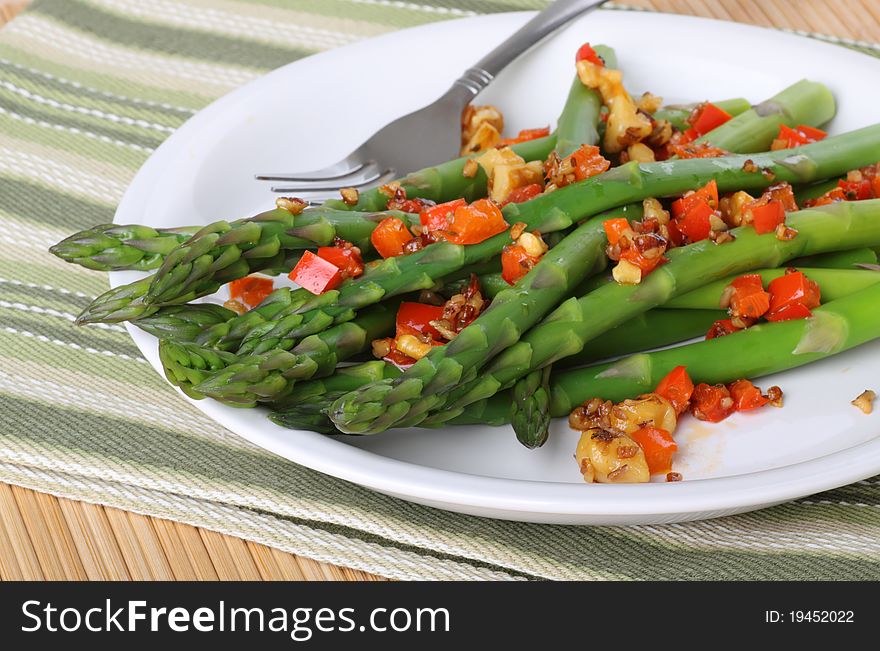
<box><xmin>396</xmin><ymin>302</ymin><xmax>444</xmax><ymax>341</ymax></box>
<box><xmin>371</xmin><ymin>217</ymin><xmax>413</xmax><ymax>258</ymax></box>
<box><xmin>668</xmin><ymin>141</ymin><xmax>729</xmax><ymax>159</ymax></box>
<box><xmin>569</xmin><ymin>145</ymin><xmax>611</xmax><ymax>181</ymax></box>
<box><xmin>671</xmin><ymin>180</ymin><xmax>719</xmax><ymax>219</ymax></box>
<box><xmin>688</xmin><ymin>103</ymin><xmax>733</xmax><ymax>137</ymax></box>
<box><xmin>620</xmin><ymin>247</ymin><xmax>668</xmax><ymax>275</ymax></box>
<box><xmin>288</xmin><ymin>250</ymin><xmax>343</xmax><ymax>295</ymax></box>
<box><xmin>498</xmin><ymin>127</ymin><xmax>551</xmax><ymax>147</ymax></box>
<box><xmin>765</xmin><ymin>183</ymin><xmax>799</xmax><ymax>212</ymax></box>
<box><xmin>228</xmin><ymin>275</ymin><xmax>274</xmax><ymax>308</ymax></box>
<box><xmin>706</xmin><ymin>318</ymin><xmax>741</xmax><ymax>340</ymax></box>
<box><xmin>774</xmin><ymin>124</ymin><xmax>827</xmax><ymax>149</ymax></box>
<box><xmin>501</xmin><ymin>243</ymin><xmax>540</xmax><ymax>285</ymax></box>
<box><xmin>603</xmin><ymin>217</ymin><xmax>631</xmax><ymax>246</ymax></box>
<box><xmin>729</xmin><ymin>379</ymin><xmax>770</xmax><ymax>411</ymax></box>
<box><xmin>444</xmin><ymin>198</ymin><xmax>509</xmax><ymax>245</ymax></box>
<box><xmin>730</xmin><ymin>274</ymin><xmax>764</xmax><ymax>292</ymax></box>
<box><xmin>502</xmin><ymin>183</ymin><xmax>543</xmax><ymax>206</ymax></box>
<box><xmin>765</xmin><ymin>302</ymin><xmax>813</xmax><ymax>322</ymax></box>
<box><xmin>655</xmin><ymin>366</ymin><xmax>695</xmax><ymax>415</ymax></box>
<box><xmin>767</xmin><ymin>271</ymin><xmax>821</xmax><ymax>314</ymax></box>
<box><xmin>575</xmin><ymin>42</ymin><xmax>605</xmax><ymax>66</ymax></box>
<box><xmin>675</xmin><ymin>200</ymin><xmax>713</xmax><ymax>242</ymax></box>
<box><xmin>316</xmin><ymin>242</ymin><xmax>364</xmax><ymax>280</ymax></box>
<box><xmin>750</xmin><ymin>199</ymin><xmax>786</xmax><ymax>235</ymax></box>
<box><xmin>666</xmin><ymin>218</ymin><xmax>684</xmax><ymax>247</ymax></box>
<box><xmin>795</xmin><ymin>125</ymin><xmax>828</xmax><ymax>142</ymax></box>
<box><xmin>729</xmin><ymin>276</ymin><xmax>770</xmax><ymax>320</ymax></box>
<box><xmin>803</xmin><ymin>185</ymin><xmax>847</xmax><ymax>207</ymax></box>
<box><xmin>675</xmin><ymin>128</ymin><xmax>698</xmax><ymax>145</ymax></box>
<box><xmin>691</xmin><ymin>383</ymin><xmax>735</xmax><ymax>422</ymax></box>
<box><xmin>838</xmin><ymin>178</ymin><xmax>875</xmax><ymax>201</ymax></box>
<box><xmin>629</xmin><ymin>426</ymin><xmax>678</xmax><ymax>475</ymax></box>
<box><xmin>420</xmin><ymin>199</ymin><xmax>466</xmax><ymax>233</ymax></box>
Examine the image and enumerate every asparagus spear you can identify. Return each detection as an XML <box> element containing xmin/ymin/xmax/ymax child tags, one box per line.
<box><xmin>72</xmin><ymin>207</ymin><xmax>414</xmax><ymax>324</ymax></box>
<box><xmin>54</xmin><ymin>207</ymin><xmax>407</xmax><ymax>276</ymax></box>
<box><xmin>577</xmin><ymin>263</ymin><xmax>880</xmax><ymax>310</ymax></box>
<box><xmin>135</xmin><ymin>302</ymin><xmax>237</xmax><ymax>341</ymax></box>
<box><xmin>549</xmin><ymin>281</ymin><xmax>880</xmax><ymax>411</ymax></box>
<box><xmin>268</xmin><ymin>309</ymin><xmax>721</xmax><ymax>433</ymax></box>
<box><xmin>789</xmin><ymin>247</ymin><xmax>877</xmax><ymax>269</ymax></box>
<box><xmin>192</xmin><ymin>302</ymin><xmax>398</xmax><ymax>406</ymax></box>
<box><xmin>697</xmin><ymin>79</ymin><xmax>835</xmax><ymax>152</ymax></box>
<box><xmin>667</xmin><ymin>267</ymin><xmax>880</xmax><ymax>310</ymax></box>
<box><xmin>50</xmin><ymin>224</ymin><xmax>201</xmax><ymax>272</ymax></box>
<box><xmin>410</xmin><ymin>199</ymin><xmax>880</xmax><ymax>434</ymax></box>
<box><xmin>158</xmin><ymin>340</ymin><xmax>239</xmax><ymax>400</ymax></box>
<box><xmin>510</xmin><ymin>367</ymin><xmax>553</xmax><ymax>448</ymax></box>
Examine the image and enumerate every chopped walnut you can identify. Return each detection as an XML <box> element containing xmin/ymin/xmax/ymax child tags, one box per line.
<box><xmin>517</xmin><ymin>231</ymin><xmax>548</xmax><ymax>257</ymax></box>
<box><xmin>223</xmin><ymin>299</ymin><xmax>247</xmax><ymax>316</ymax></box>
<box><xmin>612</xmin><ymin>259</ymin><xmax>642</xmax><ymax>285</ymax></box>
<box><xmin>775</xmin><ymin>224</ymin><xmax>799</xmax><ymax>241</ymax></box>
<box><xmin>396</xmin><ymin>333</ymin><xmax>434</xmax><ymax>361</ymax></box>
<box><xmin>646</xmin><ymin>119</ymin><xmax>673</xmax><ymax>148</ymax></box>
<box><xmin>490</xmin><ymin>159</ymin><xmax>543</xmax><ymax>204</ymax></box>
<box><xmin>719</xmin><ymin>191</ymin><xmax>755</xmax><ymax>227</ymax></box>
<box><xmin>642</xmin><ymin>198</ymin><xmax>670</xmax><ymax>225</ymax></box>
<box><xmin>761</xmin><ymin>168</ymin><xmax>777</xmax><ymax>181</ymax></box>
<box><xmin>666</xmin><ymin>472</ymin><xmax>683</xmax><ymax>482</ymax></box>
<box><xmin>461</xmin><ymin>105</ymin><xmax>504</xmax><ymax>155</ymax></box>
<box><xmin>275</xmin><ymin>196</ymin><xmax>308</xmax><ymax>214</ymax></box>
<box><xmin>371</xmin><ymin>338</ymin><xmax>392</xmax><ymax>359</ymax></box>
<box><xmin>574</xmin><ymin>429</ymin><xmax>650</xmax><ymax>483</ymax></box>
<box><xmin>378</xmin><ymin>181</ymin><xmax>401</xmax><ymax>198</ymax></box>
<box><xmin>576</xmin><ymin>60</ymin><xmax>652</xmax><ymax>153</ymax></box>
<box><xmin>636</xmin><ymin>92</ymin><xmax>663</xmax><ymax>114</ymax></box>
<box><xmin>462</xmin><ymin>158</ymin><xmax>479</xmax><ymax>178</ymax></box>
<box><xmin>429</xmin><ymin>275</ymin><xmax>486</xmax><ymax>341</ymax></box>
<box><xmin>852</xmin><ymin>389</ymin><xmax>876</xmax><ymax>414</ymax></box>
<box><xmin>742</xmin><ymin>159</ymin><xmax>759</xmax><ymax>174</ymax></box>
<box><xmin>624</xmin><ymin>142</ymin><xmax>656</xmax><ymax>163</ymax></box>
<box><xmin>510</xmin><ymin>221</ymin><xmax>528</xmax><ymax>240</ymax></box>
<box><xmin>339</xmin><ymin>187</ymin><xmax>359</xmax><ymax>206</ymax></box>
<box><xmin>766</xmin><ymin>385</ymin><xmax>784</xmax><ymax>408</ymax></box>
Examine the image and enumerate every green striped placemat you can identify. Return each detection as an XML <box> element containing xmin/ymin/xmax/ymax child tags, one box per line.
<box><xmin>1</xmin><ymin>0</ymin><xmax>878</xmax><ymax>580</ymax></box>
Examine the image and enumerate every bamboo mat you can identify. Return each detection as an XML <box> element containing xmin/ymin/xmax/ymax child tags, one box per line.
<box><xmin>1</xmin><ymin>0</ymin><xmax>879</xmax><ymax>582</ymax></box>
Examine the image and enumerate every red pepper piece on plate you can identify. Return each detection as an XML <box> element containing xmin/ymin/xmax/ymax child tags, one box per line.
<box><xmin>629</xmin><ymin>426</ymin><xmax>678</xmax><ymax>475</ymax></box>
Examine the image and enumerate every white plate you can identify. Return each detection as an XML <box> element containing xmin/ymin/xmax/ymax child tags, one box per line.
<box><xmin>112</xmin><ymin>10</ymin><xmax>880</xmax><ymax>525</ymax></box>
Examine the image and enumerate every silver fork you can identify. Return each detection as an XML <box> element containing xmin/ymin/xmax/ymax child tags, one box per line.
<box><xmin>257</xmin><ymin>0</ymin><xmax>606</xmax><ymax>199</ymax></box>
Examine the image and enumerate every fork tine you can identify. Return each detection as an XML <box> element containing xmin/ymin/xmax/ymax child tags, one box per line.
<box><xmin>255</xmin><ymin>159</ymin><xmax>373</xmax><ymax>182</ymax></box>
<box><xmin>269</xmin><ymin>168</ymin><xmax>395</xmax><ymax>193</ymax></box>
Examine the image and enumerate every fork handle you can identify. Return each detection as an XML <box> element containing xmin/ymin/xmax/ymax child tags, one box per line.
<box><xmin>451</xmin><ymin>0</ymin><xmax>607</xmax><ymax>98</ymax></box>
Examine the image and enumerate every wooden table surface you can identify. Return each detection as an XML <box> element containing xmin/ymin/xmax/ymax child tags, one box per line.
<box><xmin>1</xmin><ymin>0</ymin><xmax>879</xmax><ymax>581</ymax></box>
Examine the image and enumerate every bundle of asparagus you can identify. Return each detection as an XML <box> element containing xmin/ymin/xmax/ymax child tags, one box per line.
<box><xmin>51</xmin><ymin>41</ymin><xmax>880</xmax><ymax>484</ymax></box>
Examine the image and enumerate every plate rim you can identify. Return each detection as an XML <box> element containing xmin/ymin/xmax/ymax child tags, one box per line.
<box><xmin>113</xmin><ymin>9</ymin><xmax>880</xmax><ymax>524</ymax></box>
